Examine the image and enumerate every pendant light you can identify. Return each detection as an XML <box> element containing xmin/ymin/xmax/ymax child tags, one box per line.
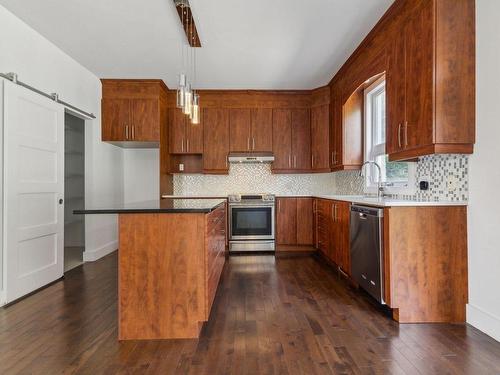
<box><xmin>189</xmin><ymin>12</ymin><xmax>200</xmax><ymax>124</ymax></box>
<box><xmin>176</xmin><ymin>73</ymin><xmax>186</xmax><ymax>108</ymax></box>
<box><xmin>183</xmin><ymin>83</ymin><xmax>192</xmax><ymax>115</ymax></box>
<box><xmin>174</xmin><ymin>0</ymin><xmax>200</xmax><ymax>122</ymax></box>
<box><xmin>191</xmin><ymin>93</ymin><xmax>200</xmax><ymax>124</ymax></box>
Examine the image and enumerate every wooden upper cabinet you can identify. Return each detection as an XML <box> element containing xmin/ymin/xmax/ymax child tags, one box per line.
<box><xmin>386</xmin><ymin>34</ymin><xmax>406</xmax><ymax>156</ymax></box>
<box><xmin>386</xmin><ymin>0</ymin><xmax>475</xmax><ymax>161</ymax></box>
<box><xmin>169</xmin><ymin>108</ymin><xmax>203</xmax><ymax>154</ymax></box>
<box><xmin>291</xmin><ymin>109</ymin><xmax>311</xmax><ymax>170</ymax></box>
<box><xmin>169</xmin><ymin>108</ymin><xmax>186</xmax><ymax>153</ymax></box>
<box><xmin>186</xmin><ymin>117</ymin><xmax>204</xmax><ymax>154</ymax></box>
<box><xmin>251</xmin><ymin>108</ymin><xmax>273</xmax><ymax>152</ymax></box>
<box><xmin>203</xmin><ymin>108</ymin><xmax>229</xmax><ymax>173</ymax></box>
<box><xmin>131</xmin><ymin>99</ymin><xmax>160</xmax><ymax>141</ymax></box>
<box><xmin>330</xmin><ymin>81</ymin><xmax>363</xmax><ymax>171</ymax></box>
<box><xmin>229</xmin><ymin>109</ymin><xmax>252</xmax><ymax>152</ymax></box>
<box><xmin>311</xmin><ymin>104</ymin><xmax>330</xmax><ymax>171</ymax></box>
<box><xmin>272</xmin><ymin>108</ymin><xmax>311</xmax><ymax>172</ymax></box>
<box><xmin>403</xmin><ymin>3</ymin><xmax>434</xmax><ymax>151</ymax></box>
<box><xmin>102</xmin><ymin>98</ymin><xmax>130</xmax><ymax>142</ymax></box>
<box><xmin>101</xmin><ymin>79</ymin><xmax>167</xmax><ymax>146</ymax></box>
<box><xmin>272</xmin><ymin>109</ymin><xmax>292</xmax><ymax>170</ymax></box>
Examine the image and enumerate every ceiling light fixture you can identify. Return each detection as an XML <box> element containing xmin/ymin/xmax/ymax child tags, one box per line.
<box><xmin>173</xmin><ymin>0</ymin><xmax>201</xmax><ymax>124</ymax></box>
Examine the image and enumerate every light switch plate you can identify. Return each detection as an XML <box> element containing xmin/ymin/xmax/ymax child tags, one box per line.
<box><xmin>179</xmin><ymin>163</ymin><xmax>184</xmax><ymax>172</ymax></box>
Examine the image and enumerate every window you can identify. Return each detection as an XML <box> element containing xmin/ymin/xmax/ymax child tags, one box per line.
<box><xmin>363</xmin><ymin>76</ymin><xmax>415</xmax><ymax>194</ymax></box>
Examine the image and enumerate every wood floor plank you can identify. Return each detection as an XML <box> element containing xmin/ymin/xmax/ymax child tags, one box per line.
<box><xmin>0</xmin><ymin>252</ymin><xmax>499</xmax><ymax>374</ymax></box>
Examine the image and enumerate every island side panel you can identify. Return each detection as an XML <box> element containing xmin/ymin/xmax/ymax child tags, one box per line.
<box><xmin>386</xmin><ymin>206</ymin><xmax>468</xmax><ymax>323</ymax></box>
<box><xmin>118</xmin><ymin>213</ymin><xmax>206</xmax><ymax>340</ymax></box>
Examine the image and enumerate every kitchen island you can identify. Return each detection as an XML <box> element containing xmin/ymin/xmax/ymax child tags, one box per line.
<box><xmin>75</xmin><ymin>198</ymin><xmax>227</xmax><ymax>340</ymax></box>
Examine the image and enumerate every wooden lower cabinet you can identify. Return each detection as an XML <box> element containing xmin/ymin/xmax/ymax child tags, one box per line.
<box><xmin>313</xmin><ymin>199</ymin><xmax>468</xmax><ymax>323</ymax></box>
<box><xmin>118</xmin><ymin>204</ymin><xmax>226</xmax><ymax>340</ymax></box>
<box><xmin>383</xmin><ymin>206</ymin><xmax>468</xmax><ymax>323</ymax></box>
<box><xmin>314</xmin><ymin>199</ymin><xmax>333</xmax><ymax>256</ymax></box>
<box><xmin>334</xmin><ymin>200</ymin><xmax>351</xmax><ymax>275</ymax></box>
<box><xmin>276</xmin><ymin>198</ymin><xmax>297</xmax><ymax>245</ymax></box>
<box><xmin>314</xmin><ymin>199</ymin><xmax>351</xmax><ymax>275</ymax></box>
<box><xmin>276</xmin><ymin>197</ymin><xmax>314</xmax><ymax>249</ymax></box>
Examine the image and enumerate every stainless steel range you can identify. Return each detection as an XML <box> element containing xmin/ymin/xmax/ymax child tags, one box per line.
<box><xmin>228</xmin><ymin>194</ymin><xmax>275</xmax><ymax>252</ymax></box>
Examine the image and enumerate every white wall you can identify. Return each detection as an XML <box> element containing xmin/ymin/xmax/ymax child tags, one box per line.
<box><xmin>0</xmin><ymin>5</ymin><xmax>124</xmax><ymax>265</ymax></box>
<box><xmin>123</xmin><ymin>149</ymin><xmax>159</xmax><ymax>203</ymax></box>
<box><xmin>466</xmin><ymin>0</ymin><xmax>500</xmax><ymax>342</ymax></box>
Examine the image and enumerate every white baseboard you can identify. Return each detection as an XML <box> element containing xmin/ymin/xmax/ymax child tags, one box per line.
<box><xmin>467</xmin><ymin>303</ymin><xmax>500</xmax><ymax>343</ymax></box>
<box><xmin>83</xmin><ymin>240</ymin><xmax>118</xmax><ymax>262</ymax></box>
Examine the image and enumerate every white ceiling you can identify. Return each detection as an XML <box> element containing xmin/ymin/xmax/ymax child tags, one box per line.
<box><xmin>0</xmin><ymin>0</ymin><xmax>394</xmax><ymax>89</ymax></box>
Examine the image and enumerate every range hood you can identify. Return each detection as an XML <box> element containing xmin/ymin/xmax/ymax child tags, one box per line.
<box><xmin>228</xmin><ymin>152</ymin><xmax>275</xmax><ymax>164</ymax></box>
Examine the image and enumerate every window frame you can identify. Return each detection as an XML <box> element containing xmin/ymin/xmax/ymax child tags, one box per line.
<box><xmin>363</xmin><ymin>76</ymin><xmax>416</xmax><ymax>195</ymax></box>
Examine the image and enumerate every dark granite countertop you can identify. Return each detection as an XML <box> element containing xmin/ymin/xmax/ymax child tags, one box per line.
<box><xmin>73</xmin><ymin>198</ymin><xmax>226</xmax><ymax>214</ymax></box>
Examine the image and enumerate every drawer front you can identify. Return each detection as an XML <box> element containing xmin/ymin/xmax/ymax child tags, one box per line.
<box><xmin>205</xmin><ymin>204</ymin><xmax>226</xmax><ymax>318</ymax></box>
<box><xmin>207</xmin><ymin>227</ymin><xmax>225</xmax><ymax>274</ymax></box>
<box><xmin>206</xmin><ymin>248</ymin><xmax>225</xmax><ymax>315</ymax></box>
<box><xmin>207</xmin><ymin>204</ymin><xmax>226</xmax><ymax>231</ymax></box>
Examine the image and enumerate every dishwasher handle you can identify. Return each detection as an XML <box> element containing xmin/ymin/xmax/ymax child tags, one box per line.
<box><xmin>351</xmin><ymin>204</ymin><xmax>384</xmax><ymax>217</ymax></box>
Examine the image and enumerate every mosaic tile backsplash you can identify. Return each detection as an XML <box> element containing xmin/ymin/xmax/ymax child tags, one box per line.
<box><xmin>173</xmin><ymin>163</ymin><xmax>335</xmax><ymax>196</ymax></box>
<box><xmin>173</xmin><ymin>154</ymin><xmax>468</xmax><ymax>201</ymax></box>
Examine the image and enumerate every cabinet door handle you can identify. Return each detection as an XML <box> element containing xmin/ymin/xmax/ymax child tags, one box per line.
<box><xmin>331</xmin><ymin>204</ymin><xmax>334</xmax><ymax>220</ymax></box>
<box><xmin>294</xmin><ymin>155</ymin><xmax>297</xmax><ymax>168</ymax></box>
<box><xmin>279</xmin><ymin>200</ymin><xmax>281</xmax><ymax>212</ymax></box>
<box><xmin>131</xmin><ymin>125</ymin><xmax>135</xmax><ymax>140</ymax></box>
<box><xmin>334</xmin><ymin>204</ymin><xmax>338</xmax><ymax>221</ymax></box>
<box><xmin>125</xmin><ymin>125</ymin><xmax>129</xmax><ymax>140</ymax></box>
<box><xmin>404</xmin><ymin>121</ymin><xmax>408</xmax><ymax>147</ymax></box>
<box><xmin>398</xmin><ymin>123</ymin><xmax>402</xmax><ymax>149</ymax></box>
<box><xmin>181</xmin><ymin>138</ymin><xmax>184</xmax><ymax>152</ymax></box>
<box><xmin>312</xmin><ymin>154</ymin><xmax>314</xmax><ymax>167</ymax></box>
<box><xmin>187</xmin><ymin>138</ymin><xmax>189</xmax><ymax>152</ymax></box>
<box><xmin>252</xmin><ymin>137</ymin><xmax>255</xmax><ymax>150</ymax></box>
<box><xmin>288</xmin><ymin>154</ymin><xmax>291</xmax><ymax>168</ymax></box>
<box><xmin>247</xmin><ymin>137</ymin><xmax>250</xmax><ymax>151</ymax></box>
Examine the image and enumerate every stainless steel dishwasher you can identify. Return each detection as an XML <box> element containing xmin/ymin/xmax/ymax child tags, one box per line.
<box><xmin>349</xmin><ymin>205</ymin><xmax>385</xmax><ymax>304</ymax></box>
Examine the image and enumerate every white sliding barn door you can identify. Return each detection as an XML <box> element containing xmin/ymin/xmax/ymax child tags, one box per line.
<box><xmin>3</xmin><ymin>80</ymin><xmax>64</xmax><ymax>303</ymax></box>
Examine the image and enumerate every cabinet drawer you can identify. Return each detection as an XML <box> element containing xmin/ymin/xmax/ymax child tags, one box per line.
<box><xmin>206</xmin><ymin>229</ymin><xmax>225</xmax><ymax>274</ymax></box>
<box><xmin>206</xmin><ymin>245</ymin><xmax>225</xmax><ymax>317</ymax></box>
<box><xmin>207</xmin><ymin>205</ymin><xmax>226</xmax><ymax>232</ymax></box>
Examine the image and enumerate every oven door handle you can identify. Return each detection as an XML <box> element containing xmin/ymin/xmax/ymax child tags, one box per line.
<box><xmin>229</xmin><ymin>204</ymin><xmax>275</xmax><ymax>208</ymax></box>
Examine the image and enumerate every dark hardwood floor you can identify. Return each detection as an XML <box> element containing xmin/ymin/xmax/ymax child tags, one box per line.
<box><xmin>1</xmin><ymin>252</ymin><xmax>500</xmax><ymax>374</ymax></box>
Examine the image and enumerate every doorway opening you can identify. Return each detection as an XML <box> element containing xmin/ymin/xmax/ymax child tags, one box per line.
<box><xmin>64</xmin><ymin>112</ymin><xmax>85</xmax><ymax>272</ymax></box>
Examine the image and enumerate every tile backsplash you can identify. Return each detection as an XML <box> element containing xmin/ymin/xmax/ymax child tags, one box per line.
<box><xmin>332</xmin><ymin>154</ymin><xmax>469</xmax><ymax>201</ymax></box>
<box><xmin>173</xmin><ymin>154</ymin><xmax>468</xmax><ymax>201</ymax></box>
<box><xmin>173</xmin><ymin>163</ymin><xmax>335</xmax><ymax>196</ymax></box>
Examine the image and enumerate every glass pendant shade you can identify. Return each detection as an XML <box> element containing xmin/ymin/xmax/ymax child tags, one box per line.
<box><xmin>183</xmin><ymin>84</ymin><xmax>192</xmax><ymax>115</ymax></box>
<box><xmin>176</xmin><ymin>74</ymin><xmax>186</xmax><ymax>108</ymax></box>
<box><xmin>191</xmin><ymin>93</ymin><xmax>200</xmax><ymax>124</ymax></box>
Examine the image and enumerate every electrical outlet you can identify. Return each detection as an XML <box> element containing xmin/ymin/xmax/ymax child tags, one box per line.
<box><xmin>447</xmin><ymin>175</ymin><xmax>458</xmax><ymax>192</ymax></box>
<box><xmin>418</xmin><ymin>175</ymin><xmax>431</xmax><ymax>190</ymax></box>
<box><xmin>179</xmin><ymin>163</ymin><xmax>184</xmax><ymax>172</ymax></box>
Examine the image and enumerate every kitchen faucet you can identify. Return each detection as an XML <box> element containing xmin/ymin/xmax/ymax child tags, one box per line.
<box><xmin>359</xmin><ymin>161</ymin><xmax>384</xmax><ymax>198</ymax></box>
